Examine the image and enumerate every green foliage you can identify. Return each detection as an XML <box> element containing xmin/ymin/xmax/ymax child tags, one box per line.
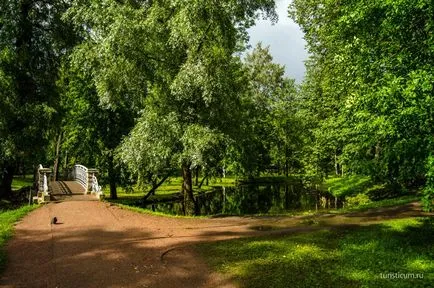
<box><xmin>117</xmin><ymin>109</ymin><xmax>180</xmax><ymax>188</ymax></box>
<box><xmin>100</xmin><ymin>0</ymin><xmax>279</xmax><ymax>206</ymax></box>
<box><xmin>422</xmin><ymin>156</ymin><xmax>434</xmax><ymax>211</ymax></box>
<box><xmin>198</xmin><ymin>218</ymin><xmax>434</xmax><ymax>288</ymax></box>
<box><xmin>334</xmin><ymin>195</ymin><xmax>419</xmax><ymax>214</ymax></box>
<box><xmin>60</xmin><ymin>1</ymin><xmax>150</xmax><ymax>197</ymax></box>
<box><xmin>325</xmin><ymin>175</ymin><xmax>375</xmax><ymax>197</ymax></box>
<box><xmin>11</xmin><ymin>177</ymin><xmax>33</xmax><ymax>191</ymax></box>
<box><xmin>345</xmin><ymin>193</ymin><xmax>372</xmax><ymax>208</ymax></box>
<box><xmin>229</xmin><ymin>43</ymin><xmax>302</xmax><ymax>176</ymax></box>
<box><xmin>0</xmin><ymin>0</ymin><xmax>76</xmax><ymax>197</ymax></box>
<box><xmin>290</xmin><ymin>0</ymin><xmax>434</xmax><ymax>191</ymax></box>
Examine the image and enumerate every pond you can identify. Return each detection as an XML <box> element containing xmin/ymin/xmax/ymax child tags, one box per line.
<box><xmin>145</xmin><ymin>181</ymin><xmax>344</xmax><ymax>216</ymax></box>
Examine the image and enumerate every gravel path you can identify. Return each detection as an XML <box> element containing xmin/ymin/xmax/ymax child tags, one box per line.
<box><xmin>0</xmin><ymin>201</ymin><xmax>431</xmax><ymax>288</ymax></box>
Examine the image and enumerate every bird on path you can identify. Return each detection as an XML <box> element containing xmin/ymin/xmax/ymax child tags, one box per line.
<box><xmin>51</xmin><ymin>217</ymin><xmax>58</xmax><ymax>224</ymax></box>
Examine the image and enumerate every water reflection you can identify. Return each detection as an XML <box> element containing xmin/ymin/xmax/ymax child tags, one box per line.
<box><xmin>146</xmin><ymin>182</ymin><xmax>344</xmax><ymax>216</ymax></box>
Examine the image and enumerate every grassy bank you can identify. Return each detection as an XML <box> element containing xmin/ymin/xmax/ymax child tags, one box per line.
<box><xmin>198</xmin><ymin>217</ymin><xmax>434</xmax><ymax>288</ymax></box>
<box><xmin>104</xmin><ymin>174</ymin><xmax>420</xmax><ymax>217</ymax></box>
<box><xmin>328</xmin><ymin>195</ymin><xmax>420</xmax><ymax>214</ymax></box>
<box><xmin>11</xmin><ymin>176</ymin><xmax>33</xmax><ymax>191</ymax></box>
<box><xmin>250</xmin><ymin>195</ymin><xmax>420</xmax><ymax>218</ymax></box>
<box><xmin>104</xmin><ymin>176</ymin><xmax>236</xmax><ymax>205</ymax></box>
<box><xmin>0</xmin><ymin>205</ymin><xmax>37</xmax><ymax>271</ymax></box>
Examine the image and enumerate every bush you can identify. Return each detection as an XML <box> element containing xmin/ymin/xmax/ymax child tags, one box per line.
<box><xmin>345</xmin><ymin>193</ymin><xmax>372</xmax><ymax>207</ymax></box>
<box><xmin>422</xmin><ymin>156</ymin><xmax>434</xmax><ymax>212</ymax></box>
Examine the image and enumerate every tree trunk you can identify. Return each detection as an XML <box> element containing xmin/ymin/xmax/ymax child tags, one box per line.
<box><xmin>334</xmin><ymin>153</ymin><xmax>340</xmax><ymax>176</ymax></box>
<box><xmin>198</xmin><ymin>174</ymin><xmax>208</xmax><ymax>189</ymax></box>
<box><xmin>32</xmin><ymin>165</ymin><xmax>39</xmax><ymax>192</ymax></box>
<box><xmin>0</xmin><ymin>165</ymin><xmax>15</xmax><ymax>199</ymax></box>
<box><xmin>63</xmin><ymin>150</ymin><xmax>69</xmax><ymax>180</ymax></box>
<box><xmin>285</xmin><ymin>146</ymin><xmax>290</xmax><ymax>177</ymax></box>
<box><xmin>182</xmin><ymin>163</ymin><xmax>198</xmax><ymax>215</ymax></box>
<box><xmin>142</xmin><ymin>172</ymin><xmax>171</xmax><ymax>202</ymax></box>
<box><xmin>195</xmin><ymin>166</ymin><xmax>200</xmax><ymax>186</ymax></box>
<box><xmin>108</xmin><ymin>155</ymin><xmax>117</xmax><ymax>199</ymax></box>
<box><xmin>53</xmin><ymin>131</ymin><xmax>62</xmax><ymax>181</ymax></box>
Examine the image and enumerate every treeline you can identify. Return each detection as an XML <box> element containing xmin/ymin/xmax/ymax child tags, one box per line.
<box><xmin>1</xmin><ymin>0</ymin><xmax>433</xmax><ymax>212</ymax></box>
<box><xmin>290</xmin><ymin>0</ymin><xmax>434</xmax><ymax>209</ymax></box>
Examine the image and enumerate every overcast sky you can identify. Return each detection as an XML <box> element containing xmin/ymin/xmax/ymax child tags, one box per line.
<box><xmin>247</xmin><ymin>0</ymin><xmax>308</xmax><ymax>82</ymax></box>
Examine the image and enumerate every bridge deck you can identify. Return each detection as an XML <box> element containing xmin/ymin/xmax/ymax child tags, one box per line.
<box><xmin>50</xmin><ymin>181</ymin><xmax>98</xmax><ymax>201</ymax></box>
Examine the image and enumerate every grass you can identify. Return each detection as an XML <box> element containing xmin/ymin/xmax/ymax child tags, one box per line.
<box><xmin>104</xmin><ymin>176</ymin><xmax>236</xmax><ymax>205</ymax></box>
<box><xmin>236</xmin><ymin>175</ymin><xmax>308</xmax><ymax>184</ymax></box>
<box><xmin>324</xmin><ymin>175</ymin><xmax>382</xmax><ymax>198</ymax></box>
<box><xmin>250</xmin><ymin>195</ymin><xmax>420</xmax><ymax>218</ymax></box>
<box><xmin>331</xmin><ymin>195</ymin><xmax>420</xmax><ymax>213</ymax></box>
<box><xmin>154</xmin><ymin>176</ymin><xmax>236</xmax><ymax>194</ymax></box>
<box><xmin>197</xmin><ymin>217</ymin><xmax>434</xmax><ymax>288</ymax></box>
<box><xmin>0</xmin><ymin>205</ymin><xmax>38</xmax><ymax>272</ymax></box>
<box><xmin>105</xmin><ymin>174</ymin><xmax>420</xmax><ymax>218</ymax></box>
<box><xmin>11</xmin><ymin>176</ymin><xmax>33</xmax><ymax>191</ymax></box>
<box><xmin>111</xmin><ymin>203</ymin><xmax>207</xmax><ymax>219</ymax></box>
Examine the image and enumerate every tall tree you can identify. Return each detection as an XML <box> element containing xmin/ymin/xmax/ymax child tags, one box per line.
<box><xmin>0</xmin><ymin>0</ymin><xmax>76</xmax><ymax>197</ymax></box>
<box><xmin>112</xmin><ymin>0</ymin><xmax>277</xmax><ymax>215</ymax></box>
<box><xmin>62</xmin><ymin>0</ymin><xmax>150</xmax><ymax>199</ymax></box>
<box><xmin>290</xmin><ymin>0</ymin><xmax>434</xmax><ymax>198</ymax></box>
<box><xmin>233</xmin><ymin>43</ymin><xmax>300</xmax><ymax>176</ymax></box>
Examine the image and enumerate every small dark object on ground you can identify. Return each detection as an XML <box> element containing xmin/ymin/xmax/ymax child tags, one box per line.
<box><xmin>51</xmin><ymin>217</ymin><xmax>57</xmax><ymax>224</ymax></box>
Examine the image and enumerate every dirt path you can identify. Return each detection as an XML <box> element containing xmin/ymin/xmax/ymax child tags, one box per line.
<box><xmin>0</xmin><ymin>201</ymin><xmax>431</xmax><ymax>288</ymax></box>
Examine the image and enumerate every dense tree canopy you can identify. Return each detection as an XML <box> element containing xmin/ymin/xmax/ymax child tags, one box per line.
<box><xmin>290</xmin><ymin>0</ymin><xmax>434</xmax><ymax>208</ymax></box>
<box><xmin>2</xmin><ymin>0</ymin><xmax>432</xmax><ymax>211</ymax></box>
<box><xmin>0</xmin><ymin>0</ymin><xmax>76</xmax><ymax>197</ymax></box>
<box><xmin>111</xmin><ymin>0</ymin><xmax>277</xmax><ymax>214</ymax></box>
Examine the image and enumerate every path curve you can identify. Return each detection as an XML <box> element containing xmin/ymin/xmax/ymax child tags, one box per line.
<box><xmin>0</xmin><ymin>201</ymin><xmax>431</xmax><ymax>288</ymax></box>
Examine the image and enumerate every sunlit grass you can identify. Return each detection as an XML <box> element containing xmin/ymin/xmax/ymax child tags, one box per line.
<box><xmin>325</xmin><ymin>175</ymin><xmax>379</xmax><ymax>197</ymax></box>
<box><xmin>328</xmin><ymin>195</ymin><xmax>420</xmax><ymax>214</ymax></box>
<box><xmin>104</xmin><ymin>176</ymin><xmax>236</xmax><ymax>201</ymax></box>
<box><xmin>111</xmin><ymin>203</ymin><xmax>207</xmax><ymax>219</ymax></box>
<box><xmin>11</xmin><ymin>176</ymin><xmax>33</xmax><ymax>191</ymax></box>
<box><xmin>198</xmin><ymin>217</ymin><xmax>434</xmax><ymax>288</ymax></box>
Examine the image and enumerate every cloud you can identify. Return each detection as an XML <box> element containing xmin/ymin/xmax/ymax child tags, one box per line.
<box><xmin>247</xmin><ymin>0</ymin><xmax>308</xmax><ymax>82</ymax></box>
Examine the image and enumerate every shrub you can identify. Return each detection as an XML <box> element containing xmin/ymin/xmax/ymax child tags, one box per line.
<box><xmin>345</xmin><ymin>193</ymin><xmax>372</xmax><ymax>207</ymax></box>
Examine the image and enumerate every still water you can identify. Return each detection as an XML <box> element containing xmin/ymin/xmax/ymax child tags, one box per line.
<box><xmin>146</xmin><ymin>182</ymin><xmax>344</xmax><ymax>216</ymax></box>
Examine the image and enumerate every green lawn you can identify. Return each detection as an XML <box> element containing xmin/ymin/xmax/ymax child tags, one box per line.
<box><xmin>198</xmin><ymin>217</ymin><xmax>434</xmax><ymax>288</ymax></box>
<box><xmin>328</xmin><ymin>195</ymin><xmax>420</xmax><ymax>214</ymax></box>
<box><xmin>11</xmin><ymin>176</ymin><xmax>33</xmax><ymax>191</ymax></box>
<box><xmin>104</xmin><ymin>176</ymin><xmax>236</xmax><ymax>204</ymax></box>
<box><xmin>0</xmin><ymin>205</ymin><xmax>37</xmax><ymax>271</ymax></box>
<box><xmin>324</xmin><ymin>175</ymin><xmax>384</xmax><ymax>198</ymax></box>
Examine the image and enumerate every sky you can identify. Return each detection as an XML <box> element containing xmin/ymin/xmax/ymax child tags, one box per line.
<box><xmin>247</xmin><ymin>0</ymin><xmax>308</xmax><ymax>83</ymax></box>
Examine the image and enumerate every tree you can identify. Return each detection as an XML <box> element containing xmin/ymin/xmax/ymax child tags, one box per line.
<box><xmin>61</xmin><ymin>0</ymin><xmax>151</xmax><ymax>199</ymax></box>
<box><xmin>112</xmin><ymin>0</ymin><xmax>277</xmax><ymax>215</ymax></box>
<box><xmin>0</xmin><ymin>0</ymin><xmax>76</xmax><ymax>198</ymax></box>
<box><xmin>232</xmin><ymin>43</ymin><xmax>300</xmax><ymax>176</ymax></box>
<box><xmin>290</xmin><ymin>0</ymin><xmax>434</xmax><ymax>199</ymax></box>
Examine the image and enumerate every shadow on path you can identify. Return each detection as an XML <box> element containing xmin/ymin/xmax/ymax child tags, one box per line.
<box><xmin>0</xmin><ymin>201</ymin><xmax>432</xmax><ymax>288</ymax></box>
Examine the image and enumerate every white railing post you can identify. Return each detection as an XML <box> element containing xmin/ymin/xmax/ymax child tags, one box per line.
<box><xmin>73</xmin><ymin>164</ymin><xmax>88</xmax><ymax>194</ymax></box>
<box><xmin>73</xmin><ymin>165</ymin><xmax>103</xmax><ymax>199</ymax></box>
<box><xmin>36</xmin><ymin>165</ymin><xmax>52</xmax><ymax>203</ymax></box>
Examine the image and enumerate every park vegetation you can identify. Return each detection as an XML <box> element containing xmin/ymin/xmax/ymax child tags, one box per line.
<box><xmin>1</xmin><ymin>0</ymin><xmax>433</xmax><ymax>215</ymax></box>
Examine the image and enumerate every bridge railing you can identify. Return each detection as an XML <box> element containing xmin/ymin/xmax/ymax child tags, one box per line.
<box><xmin>72</xmin><ymin>164</ymin><xmax>103</xmax><ymax>199</ymax></box>
<box><xmin>34</xmin><ymin>164</ymin><xmax>52</xmax><ymax>204</ymax></box>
